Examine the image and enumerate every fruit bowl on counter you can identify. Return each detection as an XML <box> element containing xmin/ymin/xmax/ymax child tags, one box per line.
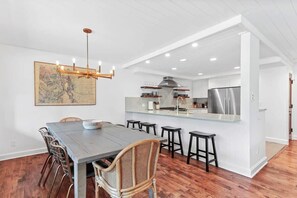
<box><xmin>82</xmin><ymin>120</ymin><xmax>103</xmax><ymax>130</ymax></box>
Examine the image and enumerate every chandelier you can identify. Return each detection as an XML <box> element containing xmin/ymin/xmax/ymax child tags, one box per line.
<box><xmin>56</xmin><ymin>28</ymin><xmax>115</xmax><ymax>79</ymax></box>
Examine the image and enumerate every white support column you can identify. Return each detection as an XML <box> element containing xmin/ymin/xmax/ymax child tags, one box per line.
<box><xmin>241</xmin><ymin>32</ymin><xmax>267</xmax><ymax>177</ymax></box>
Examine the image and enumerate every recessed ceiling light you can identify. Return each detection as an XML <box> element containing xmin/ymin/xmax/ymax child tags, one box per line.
<box><xmin>210</xmin><ymin>57</ymin><xmax>217</xmax><ymax>62</ymax></box>
<box><xmin>145</xmin><ymin>60</ymin><xmax>150</xmax><ymax>64</ymax></box>
<box><xmin>192</xmin><ymin>42</ymin><xmax>198</xmax><ymax>47</ymax></box>
<box><xmin>165</xmin><ymin>53</ymin><xmax>171</xmax><ymax>57</ymax></box>
<box><xmin>198</xmin><ymin>73</ymin><xmax>203</xmax><ymax>76</ymax></box>
<box><xmin>172</xmin><ymin>67</ymin><xmax>177</xmax><ymax>70</ymax></box>
<box><xmin>180</xmin><ymin>58</ymin><xmax>187</xmax><ymax>62</ymax></box>
<box><xmin>234</xmin><ymin>66</ymin><xmax>240</xmax><ymax>69</ymax></box>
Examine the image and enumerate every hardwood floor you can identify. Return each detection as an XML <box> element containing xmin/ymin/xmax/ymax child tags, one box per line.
<box><xmin>1</xmin><ymin>141</ymin><xmax>297</xmax><ymax>197</ymax></box>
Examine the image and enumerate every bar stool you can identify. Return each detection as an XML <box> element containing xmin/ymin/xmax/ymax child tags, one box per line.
<box><xmin>140</xmin><ymin>122</ymin><xmax>157</xmax><ymax>135</ymax></box>
<box><xmin>187</xmin><ymin>131</ymin><xmax>218</xmax><ymax>172</ymax></box>
<box><xmin>126</xmin><ymin>120</ymin><xmax>141</xmax><ymax>129</ymax></box>
<box><xmin>160</xmin><ymin>126</ymin><xmax>184</xmax><ymax>158</ymax></box>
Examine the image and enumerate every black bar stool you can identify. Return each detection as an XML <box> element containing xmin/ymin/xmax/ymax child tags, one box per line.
<box><xmin>160</xmin><ymin>126</ymin><xmax>184</xmax><ymax>158</ymax></box>
<box><xmin>126</xmin><ymin>120</ymin><xmax>141</xmax><ymax>129</ymax></box>
<box><xmin>187</xmin><ymin>131</ymin><xmax>218</xmax><ymax>172</ymax></box>
<box><xmin>140</xmin><ymin>122</ymin><xmax>157</xmax><ymax>135</ymax></box>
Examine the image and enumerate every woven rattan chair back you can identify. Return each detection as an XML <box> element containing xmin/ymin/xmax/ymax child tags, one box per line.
<box><xmin>93</xmin><ymin>139</ymin><xmax>160</xmax><ymax>198</ymax></box>
<box><xmin>38</xmin><ymin>128</ymin><xmax>54</xmax><ymax>155</ymax></box>
<box><xmin>60</xmin><ymin>117</ymin><xmax>82</xmax><ymax>122</ymax></box>
<box><xmin>50</xmin><ymin>140</ymin><xmax>73</xmax><ymax>180</ymax></box>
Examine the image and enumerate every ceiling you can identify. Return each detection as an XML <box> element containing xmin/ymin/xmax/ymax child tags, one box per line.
<box><xmin>130</xmin><ymin>27</ymin><xmax>279</xmax><ymax>79</ymax></box>
<box><xmin>0</xmin><ymin>0</ymin><xmax>295</xmax><ymax>74</ymax></box>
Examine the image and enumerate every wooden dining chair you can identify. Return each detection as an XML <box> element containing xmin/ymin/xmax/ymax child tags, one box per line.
<box><xmin>59</xmin><ymin>117</ymin><xmax>82</xmax><ymax>122</ymax></box>
<box><xmin>92</xmin><ymin>139</ymin><xmax>161</xmax><ymax>198</ymax></box>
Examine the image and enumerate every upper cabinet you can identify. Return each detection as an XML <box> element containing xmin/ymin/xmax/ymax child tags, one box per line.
<box><xmin>192</xmin><ymin>79</ymin><xmax>208</xmax><ymax>98</ymax></box>
<box><xmin>208</xmin><ymin>75</ymin><xmax>241</xmax><ymax>89</ymax></box>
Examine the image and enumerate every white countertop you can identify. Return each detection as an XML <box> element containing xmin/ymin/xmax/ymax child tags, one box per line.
<box><xmin>126</xmin><ymin>109</ymin><xmax>241</xmax><ymax>122</ymax></box>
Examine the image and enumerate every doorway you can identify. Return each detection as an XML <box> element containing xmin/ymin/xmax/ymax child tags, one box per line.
<box><xmin>289</xmin><ymin>73</ymin><xmax>293</xmax><ymax>140</ymax></box>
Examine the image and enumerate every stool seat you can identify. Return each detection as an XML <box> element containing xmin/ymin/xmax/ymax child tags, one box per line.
<box><xmin>161</xmin><ymin>126</ymin><xmax>181</xmax><ymax>131</ymax></box>
<box><xmin>127</xmin><ymin>120</ymin><xmax>140</xmax><ymax>124</ymax></box>
<box><xmin>189</xmin><ymin>131</ymin><xmax>216</xmax><ymax>138</ymax></box>
<box><xmin>126</xmin><ymin>120</ymin><xmax>141</xmax><ymax>129</ymax></box>
<box><xmin>140</xmin><ymin>122</ymin><xmax>156</xmax><ymax>127</ymax></box>
<box><xmin>140</xmin><ymin>122</ymin><xmax>157</xmax><ymax>135</ymax></box>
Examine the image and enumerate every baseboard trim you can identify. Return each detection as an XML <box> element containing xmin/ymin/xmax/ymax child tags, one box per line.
<box><xmin>250</xmin><ymin>157</ymin><xmax>268</xmax><ymax>178</ymax></box>
<box><xmin>266</xmin><ymin>137</ymin><xmax>288</xmax><ymax>145</ymax></box>
<box><xmin>0</xmin><ymin>147</ymin><xmax>47</xmax><ymax>161</ymax></box>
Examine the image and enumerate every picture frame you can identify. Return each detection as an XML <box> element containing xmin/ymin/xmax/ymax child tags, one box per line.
<box><xmin>34</xmin><ymin>61</ymin><xmax>96</xmax><ymax>106</ymax></box>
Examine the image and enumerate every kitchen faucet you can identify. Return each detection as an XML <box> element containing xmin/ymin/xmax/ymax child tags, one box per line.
<box><xmin>176</xmin><ymin>96</ymin><xmax>183</xmax><ymax>114</ymax></box>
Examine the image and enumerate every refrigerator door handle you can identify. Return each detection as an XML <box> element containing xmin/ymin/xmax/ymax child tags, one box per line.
<box><xmin>229</xmin><ymin>98</ymin><xmax>231</xmax><ymax>115</ymax></box>
<box><xmin>224</xmin><ymin>98</ymin><xmax>227</xmax><ymax>114</ymax></box>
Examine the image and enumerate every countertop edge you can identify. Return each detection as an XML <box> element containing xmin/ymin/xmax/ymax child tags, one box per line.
<box><xmin>126</xmin><ymin>110</ymin><xmax>241</xmax><ymax>122</ymax></box>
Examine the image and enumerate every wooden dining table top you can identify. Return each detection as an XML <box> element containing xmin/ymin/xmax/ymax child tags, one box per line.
<box><xmin>46</xmin><ymin>121</ymin><xmax>166</xmax><ymax>163</ymax></box>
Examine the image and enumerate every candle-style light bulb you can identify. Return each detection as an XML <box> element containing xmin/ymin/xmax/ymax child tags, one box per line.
<box><xmin>72</xmin><ymin>58</ymin><xmax>76</xmax><ymax>71</ymax></box>
<box><xmin>56</xmin><ymin>61</ymin><xmax>59</xmax><ymax>65</ymax></box>
<box><xmin>98</xmin><ymin>61</ymin><xmax>102</xmax><ymax>73</ymax></box>
<box><xmin>112</xmin><ymin>66</ymin><xmax>115</xmax><ymax>76</ymax></box>
<box><xmin>61</xmin><ymin>66</ymin><xmax>64</xmax><ymax>70</ymax></box>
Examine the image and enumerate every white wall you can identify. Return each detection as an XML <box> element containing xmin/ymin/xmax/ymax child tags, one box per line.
<box><xmin>0</xmin><ymin>44</ymin><xmax>192</xmax><ymax>160</ymax></box>
<box><xmin>259</xmin><ymin>66</ymin><xmax>289</xmax><ymax>144</ymax></box>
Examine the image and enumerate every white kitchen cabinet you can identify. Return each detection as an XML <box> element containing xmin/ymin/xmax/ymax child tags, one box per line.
<box><xmin>192</xmin><ymin>79</ymin><xmax>208</xmax><ymax>98</ymax></box>
<box><xmin>209</xmin><ymin>74</ymin><xmax>241</xmax><ymax>89</ymax></box>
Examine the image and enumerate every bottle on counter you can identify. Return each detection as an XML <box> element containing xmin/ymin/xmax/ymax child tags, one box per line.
<box><xmin>154</xmin><ymin>102</ymin><xmax>160</xmax><ymax>110</ymax></box>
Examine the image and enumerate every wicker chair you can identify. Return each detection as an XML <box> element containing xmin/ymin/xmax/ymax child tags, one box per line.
<box><xmin>50</xmin><ymin>140</ymin><xmax>95</xmax><ymax>198</ymax></box>
<box><xmin>59</xmin><ymin>117</ymin><xmax>82</xmax><ymax>122</ymax></box>
<box><xmin>92</xmin><ymin>139</ymin><xmax>160</xmax><ymax>198</ymax></box>
<box><xmin>37</xmin><ymin>127</ymin><xmax>56</xmax><ymax>187</ymax></box>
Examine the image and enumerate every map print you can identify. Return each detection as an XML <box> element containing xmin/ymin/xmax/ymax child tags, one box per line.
<box><xmin>34</xmin><ymin>62</ymin><xmax>96</xmax><ymax>106</ymax></box>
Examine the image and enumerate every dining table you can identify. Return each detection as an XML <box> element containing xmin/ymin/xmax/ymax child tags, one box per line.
<box><xmin>46</xmin><ymin>121</ymin><xmax>166</xmax><ymax>198</ymax></box>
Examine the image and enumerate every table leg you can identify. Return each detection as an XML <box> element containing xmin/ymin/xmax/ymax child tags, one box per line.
<box><xmin>74</xmin><ymin>162</ymin><xmax>87</xmax><ymax>198</ymax></box>
<box><xmin>148</xmin><ymin>188</ymin><xmax>153</xmax><ymax>198</ymax></box>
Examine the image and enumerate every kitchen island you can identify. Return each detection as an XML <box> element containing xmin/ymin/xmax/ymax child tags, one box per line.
<box><xmin>125</xmin><ymin>98</ymin><xmax>267</xmax><ymax>178</ymax></box>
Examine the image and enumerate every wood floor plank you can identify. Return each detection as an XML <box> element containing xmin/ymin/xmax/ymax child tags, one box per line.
<box><xmin>1</xmin><ymin>141</ymin><xmax>297</xmax><ymax>197</ymax></box>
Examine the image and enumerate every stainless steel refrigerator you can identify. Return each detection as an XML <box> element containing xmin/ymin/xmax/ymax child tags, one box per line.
<box><xmin>208</xmin><ymin>86</ymin><xmax>240</xmax><ymax>115</ymax></box>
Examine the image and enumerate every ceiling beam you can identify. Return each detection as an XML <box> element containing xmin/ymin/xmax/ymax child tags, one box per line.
<box><xmin>259</xmin><ymin>56</ymin><xmax>282</xmax><ymax>65</ymax></box>
<box><xmin>241</xmin><ymin>16</ymin><xmax>294</xmax><ymax>70</ymax></box>
<box><xmin>122</xmin><ymin>15</ymin><xmax>243</xmax><ymax>69</ymax></box>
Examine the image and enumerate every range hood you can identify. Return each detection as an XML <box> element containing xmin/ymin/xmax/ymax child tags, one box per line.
<box><xmin>158</xmin><ymin>76</ymin><xmax>180</xmax><ymax>88</ymax></box>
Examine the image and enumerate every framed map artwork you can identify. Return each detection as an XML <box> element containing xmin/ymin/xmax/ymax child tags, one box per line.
<box><xmin>34</xmin><ymin>61</ymin><xmax>96</xmax><ymax>106</ymax></box>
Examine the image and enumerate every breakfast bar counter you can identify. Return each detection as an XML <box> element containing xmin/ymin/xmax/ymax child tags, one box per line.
<box><xmin>125</xmin><ymin>109</ymin><xmax>241</xmax><ymax>122</ymax></box>
<box><xmin>125</xmin><ymin>109</ymin><xmax>266</xmax><ymax>178</ymax></box>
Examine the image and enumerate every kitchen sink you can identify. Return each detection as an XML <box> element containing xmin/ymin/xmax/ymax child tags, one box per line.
<box><xmin>159</xmin><ymin>107</ymin><xmax>188</xmax><ymax>111</ymax></box>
